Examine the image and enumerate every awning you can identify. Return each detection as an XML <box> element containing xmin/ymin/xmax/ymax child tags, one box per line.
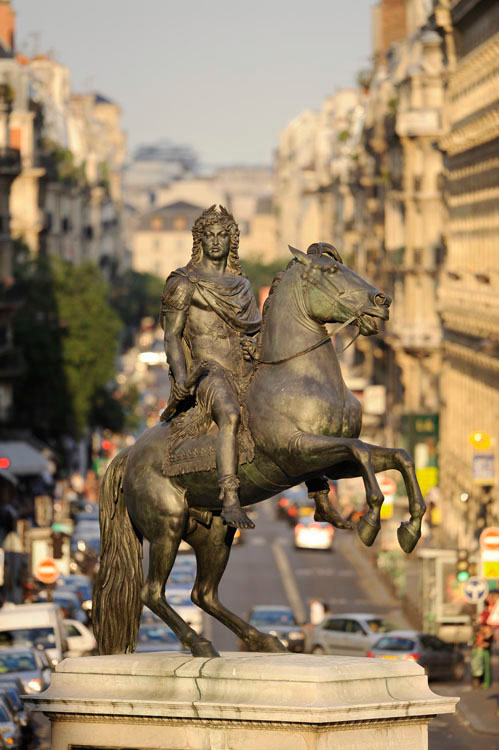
<box><xmin>0</xmin><ymin>441</ymin><xmax>50</xmax><ymax>477</ymax></box>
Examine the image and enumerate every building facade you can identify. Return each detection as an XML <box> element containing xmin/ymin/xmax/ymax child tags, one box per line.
<box><xmin>438</xmin><ymin>0</ymin><xmax>499</xmax><ymax>545</ymax></box>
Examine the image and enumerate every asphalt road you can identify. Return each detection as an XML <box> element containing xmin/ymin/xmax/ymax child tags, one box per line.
<box><xmin>30</xmin><ymin>498</ymin><xmax>484</xmax><ymax>749</ymax></box>
<box><xmin>204</xmin><ymin>500</ymin><xmax>485</xmax><ymax>750</ymax></box>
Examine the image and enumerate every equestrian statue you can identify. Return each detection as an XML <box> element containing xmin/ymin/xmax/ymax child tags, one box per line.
<box><xmin>93</xmin><ymin>205</ymin><xmax>426</xmax><ymax>658</ymax></box>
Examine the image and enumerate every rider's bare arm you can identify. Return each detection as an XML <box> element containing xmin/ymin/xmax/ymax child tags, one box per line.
<box><xmin>160</xmin><ymin>273</ymin><xmax>194</xmax><ymax>398</ymax></box>
<box><xmin>164</xmin><ymin>308</ymin><xmax>188</xmax><ymax>393</ymax></box>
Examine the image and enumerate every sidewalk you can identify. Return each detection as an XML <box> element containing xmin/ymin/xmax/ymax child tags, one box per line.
<box><xmin>343</xmin><ymin>530</ymin><xmax>499</xmax><ymax>736</ymax></box>
<box><xmin>435</xmin><ymin>680</ymin><xmax>499</xmax><ymax>736</ymax></box>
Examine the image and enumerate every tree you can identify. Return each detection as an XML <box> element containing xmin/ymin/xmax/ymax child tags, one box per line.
<box><xmin>12</xmin><ymin>255</ymin><xmax>122</xmax><ymax>442</ymax></box>
<box><xmin>240</xmin><ymin>257</ymin><xmax>286</xmax><ymax>299</ymax></box>
<box><xmin>110</xmin><ymin>269</ymin><xmax>164</xmax><ymax>340</ymax></box>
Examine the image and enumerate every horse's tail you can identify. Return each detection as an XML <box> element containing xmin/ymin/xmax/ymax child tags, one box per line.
<box><xmin>92</xmin><ymin>447</ymin><xmax>143</xmax><ymax>654</ymax></box>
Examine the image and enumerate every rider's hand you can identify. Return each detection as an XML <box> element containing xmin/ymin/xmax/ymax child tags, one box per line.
<box><xmin>172</xmin><ymin>380</ymin><xmax>193</xmax><ymax>401</ymax></box>
<box><xmin>241</xmin><ymin>337</ymin><xmax>257</xmax><ymax>361</ymax></box>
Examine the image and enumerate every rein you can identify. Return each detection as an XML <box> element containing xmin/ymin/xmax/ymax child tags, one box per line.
<box><xmin>257</xmin><ymin>314</ymin><xmax>359</xmax><ymax>366</ymax></box>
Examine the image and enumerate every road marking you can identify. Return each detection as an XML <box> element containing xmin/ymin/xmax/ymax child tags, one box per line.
<box><xmin>295</xmin><ymin>568</ymin><xmax>335</xmax><ymax>576</ymax></box>
<box><xmin>276</xmin><ymin>536</ymin><xmax>291</xmax><ymax>547</ymax></box>
<box><xmin>271</xmin><ymin>541</ymin><xmax>307</xmax><ymax>624</ymax></box>
<box><xmin>248</xmin><ymin>536</ymin><xmax>266</xmax><ymax>546</ymax></box>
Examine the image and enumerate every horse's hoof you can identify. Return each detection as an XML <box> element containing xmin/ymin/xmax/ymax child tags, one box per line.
<box><xmin>357</xmin><ymin>515</ymin><xmax>380</xmax><ymax>547</ymax></box>
<box><xmin>397</xmin><ymin>522</ymin><xmax>421</xmax><ymax>554</ymax></box>
<box><xmin>191</xmin><ymin>639</ymin><xmax>220</xmax><ymax>658</ymax></box>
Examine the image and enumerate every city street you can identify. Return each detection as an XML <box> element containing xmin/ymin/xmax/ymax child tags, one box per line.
<box><xmin>202</xmin><ymin>501</ymin><xmax>485</xmax><ymax>750</ymax></box>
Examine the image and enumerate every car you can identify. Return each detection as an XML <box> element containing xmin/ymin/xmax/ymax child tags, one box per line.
<box><xmin>64</xmin><ymin>620</ymin><xmax>97</xmax><ymax>657</ymax></box>
<box><xmin>0</xmin><ymin>647</ymin><xmax>51</xmax><ymax>694</ymax></box>
<box><xmin>294</xmin><ymin>515</ymin><xmax>334</xmax><ymax>550</ymax></box>
<box><xmin>276</xmin><ymin>485</ymin><xmax>310</xmax><ymax>524</ymax></box>
<box><xmin>37</xmin><ymin>589</ymin><xmax>84</xmax><ymax>622</ymax></box>
<box><xmin>0</xmin><ymin>693</ymin><xmax>21</xmax><ymax>748</ymax></box>
<box><xmin>310</xmin><ymin>614</ymin><xmax>398</xmax><ymax>656</ymax></box>
<box><xmin>0</xmin><ymin>679</ymin><xmax>28</xmax><ymax>729</ymax></box>
<box><xmin>135</xmin><ymin>624</ymin><xmax>182</xmax><ymax>653</ymax></box>
<box><xmin>241</xmin><ymin>605</ymin><xmax>305</xmax><ymax>652</ymax></box>
<box><xmin>164</xmin><ymin>589</ymin><xmax>203</xmax><ymax>635</ymax></box>
<box><xmin>57</xmin><ymin>574</ymin><xmax>93</xmax><ymax>605</ymax></box>
<box><xmin>367</xmin><ymin>631</ymin><xmax>465</xmax><ymax>681</ymax></box>
<box><xmin>0</xmin><ymin>603</ymin><xmax>68</xmax><ymax>666</ymax></box>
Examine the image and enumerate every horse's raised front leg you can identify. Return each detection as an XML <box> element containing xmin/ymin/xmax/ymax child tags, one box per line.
<box><xmin>140</xmin><ymin>506</ymin><xmax>219</xmax><ymax>658</ymax></box>
<box><xmin>290</xmin><ymin>433</ymin><xmax>384</xmax><ymax>546</ymax></box>
<box><xmin>188</xmin><ymin>514</ymin><xmax>287</xmax><ymax>653</ymax></box>
<box><xmin>365</xmin><ymin>444</ymin><xmax>426</xmax><ymax>553</ymax></box>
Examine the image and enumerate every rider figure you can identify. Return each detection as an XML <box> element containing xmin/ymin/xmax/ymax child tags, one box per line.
<box><xmin>160</xmin><ymin>205</ymin><xmax>260</xmax><ymax>530</ymax></box>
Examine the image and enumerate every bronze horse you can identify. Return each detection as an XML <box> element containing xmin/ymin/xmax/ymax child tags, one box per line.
<box><xmin>93</xmin><ymin>247</ymin><xmax>425</xmax><ymax>657</ymax></box>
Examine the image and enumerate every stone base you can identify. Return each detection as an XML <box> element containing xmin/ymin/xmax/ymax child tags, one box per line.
<box><xmin>25</xmin><ymin>652</ymin><xmax>458</xmax><ymax>749</ymax></box>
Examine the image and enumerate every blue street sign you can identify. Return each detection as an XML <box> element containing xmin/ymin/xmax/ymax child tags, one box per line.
<box><xmin>463</xmin><ymin>576</ymin><xmax>489</xmax><ymax>603</ymax></box>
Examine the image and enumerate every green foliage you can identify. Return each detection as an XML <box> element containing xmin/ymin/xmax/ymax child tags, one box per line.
<box><xmin>12</xmin><ymin>255</ymin><xmax>122</xmax><ymax>441</ymax></box>
<box><xmin>42</xmin><ymin>139</ymin><xmax>87</xmax><ymax>187</ymax></box>
<box><xmin>110</xmin><ymin>269</ymin><xmax>165</xmax><ymax>333</ymax></box>
<box><xmin>240</xmin><ymin>257</ymin><xmax>286</xmax><ymax>298</ymax></box>
<box><xmin>337</xmin><ymin>130</ymin><xmax>351</xmax><ymax>143</ymax></box>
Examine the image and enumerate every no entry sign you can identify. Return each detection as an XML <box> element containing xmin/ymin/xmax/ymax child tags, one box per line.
<box><xmin>35</xmin><ymin>558</ymin><xmax>60</xmax><ymax>585</ymax></box>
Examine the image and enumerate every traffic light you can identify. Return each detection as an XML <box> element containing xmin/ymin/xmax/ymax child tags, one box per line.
<box><xmin>52</xmin><ymin>532</ymin><xmax>64</xmax><ymax>559</ymax></box>
<box><xmin>456</xmin><ymin>549</ymin><xmax>470</xmax><ymax>582</ymax></box>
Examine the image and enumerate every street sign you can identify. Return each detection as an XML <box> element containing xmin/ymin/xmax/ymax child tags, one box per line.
<box><xmin>463</xmin><ymin>576</ymin><xmax>489</xmax><ymax>603</ymax></box>
<box><xmin>34</xmin><ymin>557</ymin><xmax>60</xmax><ymax>584</ymax></box>
<box><xmin>469</xmin><ymin>431</ymin><xmax>491</xmax><ymax>450</ymax></box>
<box><xmin>472</xmin><ymin>453</ymin><xmax>496</xmax><ymax>485</ymax></box>
<box><xmin>379</xmin><ymin>476</ymin><xmax>396</xmax><ymax>496</ymax></box>
<box><xmin>480</xmin><ymin>526</ymin><xmax>499</xmax><ymax>550</ymax></box>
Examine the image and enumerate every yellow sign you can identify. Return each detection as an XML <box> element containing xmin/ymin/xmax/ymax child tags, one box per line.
<box><xmin>416</xmin><ymin>467</ymin><xmax>439</xmax><ymax>498</ymax></box>
<box><xmin>469</xmin><ymin>431</ymin><xmax>492</xmax><ymax>450</ymax></box>
<box><xmin>380</xmin><ymin>503</ymin><xmax>393</xmax><ymax>520</ymax></box>
<box><xmin>482</xmin><ymin>560</ymin><xmax>499</xmax><ymax>579</ymax></box>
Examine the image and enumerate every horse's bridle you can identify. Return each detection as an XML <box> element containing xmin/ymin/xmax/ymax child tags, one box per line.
<box><xmin>257</xmin><ymin>263</ymin><xmax>363</xmax><ymax>366</ymax></box>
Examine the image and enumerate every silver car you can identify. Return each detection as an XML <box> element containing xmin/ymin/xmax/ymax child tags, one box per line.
<box><xmin>0</xmin><ymin>647</ymin><xmax>51</xmax><ymax>694</ymax></box>
<box><xmin>310</xmin><ymin>613</ymin><xmax>397</xmax><ymax>656</ymax></box>
<box><xmin>367</xmin><ymin>631</ymin><xmax>465</xmax><ymax>681</ymax></box>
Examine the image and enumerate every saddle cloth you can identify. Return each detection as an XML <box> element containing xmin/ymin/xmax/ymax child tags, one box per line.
<box><xmin>162</xmin><ymin>402</ymin><xmax>255</xmax><ymax>478</ymax></box>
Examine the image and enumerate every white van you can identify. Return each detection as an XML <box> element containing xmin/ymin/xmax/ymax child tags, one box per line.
<box><xmin>0</xmin><ymin>603</ymin><xmax>68</xmax><ymax>665</ymax></box>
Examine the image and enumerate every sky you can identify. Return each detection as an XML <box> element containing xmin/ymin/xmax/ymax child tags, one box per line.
<box><xmin>16</xmin><ymin>0</ymin><xmax>373</xmax><ymax>166</ymax></box>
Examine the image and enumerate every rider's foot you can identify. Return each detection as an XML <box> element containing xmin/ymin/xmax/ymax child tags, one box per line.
<box><xmin>313</xmin><ymin>491</ymin><xmax>353</xmax><ymax>530</ymax></box>
<box><xmin>222</xmin><ymin>503</ymin><xmax>255</xmax><ymax>529</ymax></box>
<box><xmin>314</xmin><ymin>505</ymin><xmax>353</xmax><ymax>530</ymax></box>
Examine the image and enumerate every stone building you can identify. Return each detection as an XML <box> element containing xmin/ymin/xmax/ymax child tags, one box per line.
<box><xmin>132</xmin><ymin>201</ymin><xmax>203</xmax><ymax>279</ymax></box>
<box><xmin>438</xmin><ymin>0</ymin><xmax>499</xmax><ymax>545</ymax></box>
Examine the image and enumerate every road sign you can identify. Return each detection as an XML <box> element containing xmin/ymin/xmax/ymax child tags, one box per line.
<box><xmin>379</xmin><ymin>476</ymin><xmax>396</xmax><ymax>496</ymax></box>
<box><xmin>480</xmin><ymin>526</ymin><xmax>499</xmax><ymax>550</ymax></box>
<box><xmin>463</xmin><ymin>576</ymin><xmax>489</xmax><ymax>603</ymax></box>
<box><xmin>469</xmin><ymin>431</ymin><xmax>492</xmax><ymax>450</ymax></box>
<box><xmin>472</xmin><ymin>453</ymin><xmax>495</xmax><ymax>485</ymax></box>
<box><xmin>34</xmin><ymin>558</ymin><xmax>60</xmax><ymax>584</ymax></box>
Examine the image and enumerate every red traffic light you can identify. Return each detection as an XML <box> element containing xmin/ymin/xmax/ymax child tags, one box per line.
<box><xmin>0</xmin><ymin>457</ymin><xmax>10</xmax><ymax>469</ymax></box>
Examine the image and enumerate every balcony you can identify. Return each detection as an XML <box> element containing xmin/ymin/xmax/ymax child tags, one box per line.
<box><xmin>0</xmin><ymin>147</ymin><xmax>21</xmax><ymax>177</ymax></box>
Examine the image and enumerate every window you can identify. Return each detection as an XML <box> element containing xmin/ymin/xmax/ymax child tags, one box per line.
<box><xmin>173</xmin><ymin>215</ymin><xmax>187</xmax><ymax>231</ymax></box>
<box><xmin>65</xmin><ymin>624</ymin><xmax>81</xmax><ymax>638</ymax></box>
<box><xmin>323</xmin><ymin>619</ymin><xmax>345</xmax><ymax>632</ymax></box>
<box><xmin>374</xmin><ymin>637</ymin><xmax>416</xmax><ymax>652</ymax></box>
<box><xmin>150</xmin><ymin>216</ymin><xmax>163</xmax><ymax>231</ymax></box>
<box><xmin>344</xmin><ymin>620</ymin><xmax>364</xmax><ymax>634</ymax></box>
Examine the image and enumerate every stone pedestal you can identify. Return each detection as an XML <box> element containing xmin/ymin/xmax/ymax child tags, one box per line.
<box><xmin>25</xmin><ymin>652</ymin><xmax>458</xmax><ymax>749</ymax></box>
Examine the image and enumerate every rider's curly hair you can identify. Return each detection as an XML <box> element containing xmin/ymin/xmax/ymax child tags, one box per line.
<box><xmin>191</xmin><ymin>205</ymin><xmax>242</xmax><ymax>275</ymax></box>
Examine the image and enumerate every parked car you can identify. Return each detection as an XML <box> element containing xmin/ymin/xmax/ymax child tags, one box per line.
<box><xmin>0</xmin><ymin>693</ymin><xmax>21</xmax><ymax>748</ymax></box>
<box><xmin>310</xmin><ymin>613</ymin><xmax>397</xmax><ymax>656</ymax></box>
<box><xmin>0</xmin><ymin>603</ymin><xmax>68</xmax><ymax>665</ymax></box>
<box><xmin>135</xmin><ymin>624</ymin><xmax>182</xmax><ymax>653</ymax></box>
<box><xmin>241</xmin><ymin>605</ymin><xmax>305</xmax><ymax>652</ymax></box>
<box><xmin>294</xmin><ymin>515</ymin><xmax>334</xmax><ymax>550</ymax></box>
<box><xmin>0</xmin><ymin>647</ymin><xmax>51</xmax><ymax>693</ymax></box>
<box><xmin>164</xmin><ymin>589</ymin><xmax>203</xmax><ymax>635</ymax></box>
<box><xmin>0</xmin><ymin>679</ymin><xmax>28</xmax><ymax>729</ymax></box>
<box><xmin>64</xmin><ymin>620</ymin><xmax>97</xmax><ymax>657</ymax></box>
<box><xmin>367</xmin><ymin>631</ymin><xmax>465</xmax><ymax>681</ymax></box>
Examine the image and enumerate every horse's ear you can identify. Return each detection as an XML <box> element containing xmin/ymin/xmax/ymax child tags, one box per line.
<box><xmin>288</xmin><ymin>245</ymin><xmax>312</xmax><ymax>266</ymax></box>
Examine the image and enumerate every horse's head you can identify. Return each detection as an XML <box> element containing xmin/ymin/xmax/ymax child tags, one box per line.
<box><xmin>289</xmin><ymin>245</ymin><xmax>391</xmax><ymax>335</ymax></box>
